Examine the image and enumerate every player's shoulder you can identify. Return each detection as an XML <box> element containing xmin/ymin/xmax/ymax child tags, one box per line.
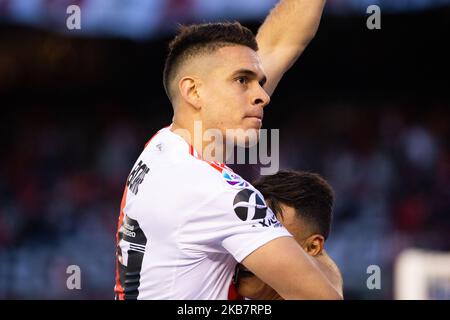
<box><xmin>176</xmin><ymin>152</ymin><xmax>252</xmax><ymax>196</ymax></box>
<box><xmin>192</xmin><ymin>159</ymin><xmax>252</xmax><ymax>193</ymax></box>
<box><xmin>143</xmin><ymin>126</ymin><xmax>252</xmax><ymax>193</ymax></box>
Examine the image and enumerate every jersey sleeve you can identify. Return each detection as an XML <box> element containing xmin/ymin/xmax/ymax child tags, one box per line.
<box><xmin>180</xmin><ymin>183</ymin><xmax>292</xmax><ymax>263</ymax></box>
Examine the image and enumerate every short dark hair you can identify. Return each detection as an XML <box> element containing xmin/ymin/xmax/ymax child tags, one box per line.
<box><xmin>253</xmin><ymin>170</ymin><xmax>335</xmax><ymax>239</ymax></box>
<box><xmin>163</xmin><ymin>22</ymin><xmax>258</xmax><ymax>101</ymax></box>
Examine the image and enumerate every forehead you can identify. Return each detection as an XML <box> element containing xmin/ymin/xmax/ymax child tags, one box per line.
<box><xmin>209</xmin><ymin>45</ymin><xmax>265</xmax><ymax>75</ymax></box>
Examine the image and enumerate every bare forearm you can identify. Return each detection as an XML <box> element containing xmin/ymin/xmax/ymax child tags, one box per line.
<box><xmin>315</xmin><ymin>250</ymin><xmax>344</xmax><ymax>297</ymax></box>
<box><xmin>243</xmin><ymin>237</ymin><xmax>342</xmax><ymax>300</ymax></box>
<box><xmin>256</xmin><ymin>0</ymin><xmax>326</xmax><ymax>96</ymax></box>
<box><xmin>257</xmin><ymin>0</ymin><xmax>326</xmax><ymax>55</ymax></box>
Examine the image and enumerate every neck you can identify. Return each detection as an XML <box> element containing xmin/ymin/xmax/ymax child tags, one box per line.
<box><xmin>170</xmin><ymin>119</ymin><xmax>229</xmax><ymax>163</ymax></box>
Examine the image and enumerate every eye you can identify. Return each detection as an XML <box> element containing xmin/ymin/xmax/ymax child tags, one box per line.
<box><xmin>236</xmin><ymin>76</ymin><xmax>248</xmax><ymax>85</ymax></box>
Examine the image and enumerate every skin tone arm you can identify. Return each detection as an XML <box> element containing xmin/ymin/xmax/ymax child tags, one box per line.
<box><xmin>241</xmin><ymin>236</ymin><xmax>343</xmax><ymax>300</ymax></box>
<box><xmin>256</xmin><ymin>0</ymin><xmax>327</xmax><ymax>96</ymax></box>
<box><xmin>315</xmin><ymin>250</ymin><xmax>344</xmax><ymax>297</ymax></box>
<box><xmin>240</xmin><ymin>249</ymin><xmax>344</xmax><ymax>300</ymax></box>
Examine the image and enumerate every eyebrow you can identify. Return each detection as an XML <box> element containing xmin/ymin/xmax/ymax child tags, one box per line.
<box><xmin>232</xmin><ymin>69</ymin><xmax>267</xmax><ymax>87</ymax></box>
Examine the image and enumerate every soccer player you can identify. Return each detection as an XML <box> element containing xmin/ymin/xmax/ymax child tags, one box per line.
<box><xmin>234</xmin><ymin>170</ymin><xmax>343</xmax><ymax>300</ymax></box>
<box><xmin>114</xmin><ymin>0</ymin><xmax>339</xmax><ymax>300</ymax></box>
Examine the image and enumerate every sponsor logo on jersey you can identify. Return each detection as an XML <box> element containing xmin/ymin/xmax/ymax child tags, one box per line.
<box><xmin>222</xmin><ymin>170</ymin><xmax>249</xmax><ymax>189</ymax></box>
<box><xmin>258</xmin><ymin>209</ymin><xmax>283</xmax><ymax>228</ymax></box>
<box><xmin>232</xmin><ymin>188</ymin><xmax>283</xmax><ymax>228</ymax></box>
<box><xmin>233</xmin><ymin>188</ymin><xmax>267</xmax><ymax>221</ymax></box>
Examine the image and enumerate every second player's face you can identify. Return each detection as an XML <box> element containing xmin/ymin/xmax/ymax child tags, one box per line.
<box><xmin>198</xmin><ymin>45</ymin><xmax>270</xmax><ymax>146</ymax></box>
<box><xmin>236</xmin><ymin>204</ymin><xmax>319</xmax><ymax>300</ymax></box>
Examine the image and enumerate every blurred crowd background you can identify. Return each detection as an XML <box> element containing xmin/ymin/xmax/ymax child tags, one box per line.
<box><xmin>1</xmin><ymin>0</ymin><xmax>449</xmax><ymax>299</ymax></box>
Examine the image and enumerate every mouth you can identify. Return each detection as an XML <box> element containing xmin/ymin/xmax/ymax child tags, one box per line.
<box><xmin>244</xmin><ymin>110</ymin><xmax>264</xmax><ymax>122</ymax></box>
<box><xmin>246</xmin><ymin>116</ymin><xmax>262</xmax><ymax>123</ymax></box>
<box><xmin>245</xmin><ymin>115</ymin><xmax>263</xmax><ymax>121</ymax></box>
<box><xmin>244</xmin><ymin>116</ymin><xmax>263</xmax><ymax>128</ymax></box>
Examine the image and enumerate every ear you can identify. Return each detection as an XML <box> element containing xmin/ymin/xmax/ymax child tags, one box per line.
<box><xmin>304</xmin><ymin>234</ymin><xmax>325</xmax><ymax>257</ymax></box>
<box><xmin>178</xmin><ymin>76</ymin><xmax>202</xmax><ymax>110</ymax></box>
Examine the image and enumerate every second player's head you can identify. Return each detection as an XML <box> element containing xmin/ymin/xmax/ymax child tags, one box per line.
<box><xmin>236</xmin><ymin>170</ymin><xmax>335</xmax><ymax>299</ymax></box>
<box><xmin>254</xmin><ymin>170</ymin><xmax>335</xmax><ymax>255</ymax></box>
<box><xmin>164</xmin><ymin>22</ymin><xmax>270</xmax><ymax>145</ymax></box>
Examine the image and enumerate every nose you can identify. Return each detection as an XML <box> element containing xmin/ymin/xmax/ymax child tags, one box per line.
<box><xmin>252</xmin><ymin>86</ymin><xmax>271</xmax><ymax>108</ymax></box>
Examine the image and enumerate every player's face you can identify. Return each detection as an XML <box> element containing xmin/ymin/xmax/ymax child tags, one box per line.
<box><xmin>236</xmin><ymin>204</ymin><xmax>323</xmax><ymax>299</ymax></box>
<box><xmin>198</xmin><ymin>45</ymin><xmax>270</xmax><ymax>145</ymax></box>
<box><xmin>276</xmin><ymin>204</ymin><xmax>312</xmax><ymax>248</ymax></box>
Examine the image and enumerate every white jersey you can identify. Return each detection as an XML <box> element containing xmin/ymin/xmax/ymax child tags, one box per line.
<box><xmin>114</xmin><ymin>126</ymin><xmax>291</xmax><ymax>300</ymax></box>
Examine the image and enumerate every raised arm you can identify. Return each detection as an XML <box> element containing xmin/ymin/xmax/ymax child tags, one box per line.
<box><xmin>241</xmin><ymin>236</ymin><xmax>343</xmax><ymax>300</ymax></box>
<box><xmin>256</xmin><ymin>0</ymin><xmax>326</xmax><ymax>96</ymax></box>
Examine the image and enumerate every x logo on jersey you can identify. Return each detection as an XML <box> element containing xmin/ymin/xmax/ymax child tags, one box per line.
<box><xmin>233</xmin><ymin>189</ymin><xmax>268</xmax><ymax>221</ymax></box>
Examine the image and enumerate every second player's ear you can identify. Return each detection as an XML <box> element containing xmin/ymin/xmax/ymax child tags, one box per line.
<box><xmin>304</xmin><ymin>234</ymin><xmax>325</xmax><ymax>257</ymax></box>
<box><xmin>179</xmin><ymin>76</ymin><xmax>202</xmax><ymax>110</ymax></box>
